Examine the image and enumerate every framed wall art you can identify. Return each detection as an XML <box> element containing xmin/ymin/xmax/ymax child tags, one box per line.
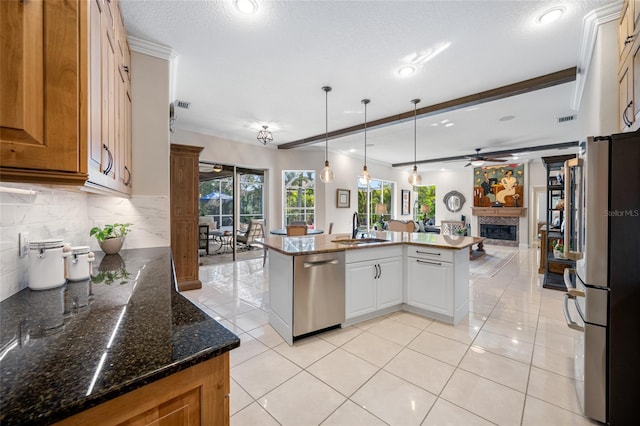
<box><xmin>336</xmin><ymin>188</ymin><xmax>350</xmax><ymax>208</ymax></box>
<box><xmin>401</xmin><ymin>189</ymin><xmax>411</xmax><ymax>215</ymax></box>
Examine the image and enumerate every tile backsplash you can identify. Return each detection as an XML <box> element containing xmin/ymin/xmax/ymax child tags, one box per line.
<box><xmin>0</xmin><ymin>183</ymin><xmax>169</xmax><ymax>301</ymax></box>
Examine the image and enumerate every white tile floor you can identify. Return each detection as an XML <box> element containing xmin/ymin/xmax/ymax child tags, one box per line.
<box><xmin>183</xmin><ymin>248</ymin><xmax>599</xmax><ymax>425</ymax></box>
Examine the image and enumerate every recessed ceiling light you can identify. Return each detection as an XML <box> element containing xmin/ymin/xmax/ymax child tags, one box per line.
<box><xmin>445</xmin><ymin>123</ymin><xmax>454</xmax><ymax>127</ymax></box>
<box><xmin>440</xmin><ymin>119</ymin><xmax>449</xmax><ymax>124</ymax></box>
<box><xmin>465</xmin><ymin>106</ymin><xmax>480</xmax><ymax>112</ymax></box>
<box><xmin>512</xmin><ymin>156</ymin><xmax>519</xmax><ymax>160</ymax></box>
<box><xmin>499</xmin><ymin>115</ymin><xmax>516</xmax><ymax>122</ymax></box>
<box><xmin>234</xmin><ymin>0</ymin><xmax>258</xmax><ymax>15</ymax></box>
<box><xmin>396</xmin><ymin>65</ymin><xmax>416</xmax><ymax>77</ymax></box>
<box><xmin>349</xmin><ymin>148</ymin><xmax>357</xmax><ymax>153</ymax></box>
<box><xmin>431</xmin><ymin>123</ymin><xmax>439</xmax><ymax>127</ymax></box>
<box><xmin>537</xmin><ymin>7</ymin><xmax>564</xmax><ymax>24</ymax></box>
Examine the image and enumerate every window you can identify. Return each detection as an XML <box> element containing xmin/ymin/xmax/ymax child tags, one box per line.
<box><xmin>239</xmin><ymin>172</ymin><xmax>264</xmax><ymax>225</ymax></box>
<box><xmin>199</xmin><ymin>167</ymin><xmax>265</xmax><ymax>228</ymax></box>
<box><xmin>414</xmin><ymin>185</ymin><xmax>436</xmax><ymax>222</ymax></box>
<box><xmin>199</xmin><ymin>176</ymin><xmax>234</xmax><ymax>227</ymax></box>
<box><xmin>358</xmin><ymin>179</ymin><xmax>394</xmax><ymax>228</ymax></box>
<box><xmin>283</xmin><ymin>171</ymin><xmax>316</xmax><ymax>227</ymax></box>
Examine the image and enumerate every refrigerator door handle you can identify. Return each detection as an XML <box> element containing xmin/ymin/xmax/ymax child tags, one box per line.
<box><xmin>563</xmin><ymin>293</ymin><xmax>585</xmax><ymax>332</ymax></box>
<box><xmin>564</xmin><ymin>157</ymin><xmax>584</xmax><ymax>261</ymax></box>
<box><xmin>563</xmin><ymin>268</ymin><xmax>585</xmax><ymax>298</ymax></box>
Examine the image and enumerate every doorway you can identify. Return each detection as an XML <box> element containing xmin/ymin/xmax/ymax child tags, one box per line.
<box><xmin>198</xmin><ymin>162</ymin><xmax>266</xmax><ymax>264</ymax></box>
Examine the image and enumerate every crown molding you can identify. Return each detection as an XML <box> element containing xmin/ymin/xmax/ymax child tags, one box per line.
<box><xmin>128</xmin><ymin>36</ymin><xmax>178</xmax><ymax>61</ymax></box>
<box><xmin>571</xmin><ymin>1</ymin><xmax>623</xmax><ymax>110</ymax></box>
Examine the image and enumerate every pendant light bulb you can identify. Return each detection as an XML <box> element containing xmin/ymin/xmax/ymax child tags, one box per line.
<box><xmin>408</xmin><ymin>165</ymin><xmax>422</xmax><ymax>185</ymax></box>
<box><xmin>407</xmin><ymin>98</ymin><xmax>423</xmax><ymax>186</ymax></box>
<box><xmin>358</xmin><ymin>98</ymin><xmax>371</xmax><ymax>186</ymax></box>
<box><xmin>320</xmin><ymin>86</ymin><xmax>334</xmax><ymax>183</ymax></box>
<box><xmin>321</xmin><ymin>160</ymin><xmax>334</xmax><ymax>183</ymax></box>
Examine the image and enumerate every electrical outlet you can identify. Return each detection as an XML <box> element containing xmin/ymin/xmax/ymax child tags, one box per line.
<box><xmin>19</xmin><ymin>232</ymin><xmax>29</xmax><ymax>258</ymax></box>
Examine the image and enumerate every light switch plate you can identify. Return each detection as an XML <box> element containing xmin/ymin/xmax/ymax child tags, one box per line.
<box><xmin>19</xmin><ymin>232</ymin><xmax>29</xmax><ymax>258</ymax></box>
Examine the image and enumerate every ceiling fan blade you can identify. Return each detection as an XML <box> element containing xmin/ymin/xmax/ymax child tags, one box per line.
<box><xmin>484</xmin><ymin>157</ymin><xmax>508</xmax><ymax>162</ymax></box>
<box><xmin>464</xmin><ymin>162</ymin><xmax>472</xmax><ymax>167</ymax></box>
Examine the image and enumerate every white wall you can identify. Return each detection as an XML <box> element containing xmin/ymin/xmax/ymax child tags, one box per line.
<box><xmin>132</xmin><ymin>52</ymin><xmax>171</xmax><ymax>197</ymax></box>
<box><xmin>579</xmin><ymin>20</ymin><xmax>618</xmax><ymax>137</ymax></box>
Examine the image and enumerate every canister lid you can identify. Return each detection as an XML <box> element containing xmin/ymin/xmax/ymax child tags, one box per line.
<box><xmin>29</xmin><ymin>239</ymin><xmax>64</xmax><ymax>250</ymax></box>
<box><xmin>70</xmin><ymin>245</ymin><xmax>90</xmax><ymax>255</ymax></box>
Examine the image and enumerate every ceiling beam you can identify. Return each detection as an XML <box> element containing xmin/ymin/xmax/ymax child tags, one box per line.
<box><xmin>391</xmin><ymin>141</ymin><xmax>579</xmax><ymax>167</ymax></box>
<box><xmin>277</xmin><ymin>67</ymin><xmax>577</xmax><ymax>150</ymax></box>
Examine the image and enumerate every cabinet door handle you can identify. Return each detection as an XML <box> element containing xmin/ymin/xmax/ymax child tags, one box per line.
<box><xmin>416</xmin><ymin>250</ymin><xmax>440</xmax><ymax>256</ymax></box>
<box><xmin>377</xmin><ymin>264</ymin><xmax>382</xmax><ymax>280</ymax></box>
<box><xmin>124</xmin><ymin>165</ymin><xmax>131</xmax><ymax>186</ymax></box>
<box><xmin>625</xmin><ymin>35</ymin><xmax>634</xmax><ymax>45</ymax></box>
<box><xmin>417</xmin><ymin>259</ymin><xmax>442</xmax><ymax>266</ymax></box>
<box><xmin>123</xmin><ymin>65</ymin><xmax>129</xmax><ymax>73</ymax></box>
<box><xmin>102</xmin><ymin>144</ymin><xmax>113</xmax><ymax>175</ymax></box>
<box><xmin>623</xmin><ymin>101</ymin><xmax>633</xmax><ymax>127</ymax></box>
<box><xmin>373</xmin><ymin>264</ymin><xmax>379</xmax><ymax>279</ymax></box>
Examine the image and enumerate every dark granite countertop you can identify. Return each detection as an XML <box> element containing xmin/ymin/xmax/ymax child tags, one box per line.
<box><xmin>0</xmin><ymin>247</ymin><xmax>240</xmax><ymax>425</ymax></box>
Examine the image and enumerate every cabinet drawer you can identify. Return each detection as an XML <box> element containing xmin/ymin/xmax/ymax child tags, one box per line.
<box><xmin>345</xmin><ymin>245</ymin><xmax>402</xmax><ymax>264</ymax></box>
<box><xmin>407</xmin><ymin>246</ymin><xmax>454</xmax><ymax>263</ymax></box>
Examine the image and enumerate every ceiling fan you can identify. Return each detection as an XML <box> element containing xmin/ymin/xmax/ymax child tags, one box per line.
<box><xmin>463</xmin><ymin>148</ymin><xmax>509</xmax><ymax>167</ymax></box>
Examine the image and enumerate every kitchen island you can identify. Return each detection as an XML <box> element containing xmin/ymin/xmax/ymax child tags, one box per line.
<box><xmin>0</xmin><ymin>247</ymin><xmax>240</xmax><ymax>425</ymax></box>
<box><xmin>260</xmin><ymin>232</ymin><xmax>479</xmax><ymax>345</ymax></box>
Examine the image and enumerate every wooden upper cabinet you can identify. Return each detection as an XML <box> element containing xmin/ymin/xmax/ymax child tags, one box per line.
<box><xmin>0</xmin><ymin>0</ymin><xmax>87</xmax><ymax>184</ymax></box>
<box><xmin>1</xmin><ymin>0</ymin><xmax>132</xmax><ymax>193</ymax></box>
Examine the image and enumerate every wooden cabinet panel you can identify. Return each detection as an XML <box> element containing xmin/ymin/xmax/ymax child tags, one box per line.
<box><xmin>0</xmin><ymin>0</ymin><xmax>87</xmax><ymax>184</ymax></box>
<box><xmin>619</xmin><ymin>61</ymin><xmax>633</xmax><ymax>131</ymax></box>
<box><xmin>56</xmin><ymin>354</ymin><xmax>230</xmax><ymax>426</ymax></box>
<box><xmin>170</xmin><ymin>144</ymin><xmax>204</xmax><ymax>291</ymax></box>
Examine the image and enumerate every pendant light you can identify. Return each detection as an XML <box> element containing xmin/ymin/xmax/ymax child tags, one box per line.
<box><xmin>358</xmin><ymin>98</ymin><xmax>371</xmax><ymax>186</ymax></box>
<box><xmin>320</xmin><ymin>86</ymin><xmax>334</xmax><ymax>183</ymax></box>
<box><xmin>408</xmin><ymin>98</ymin><xmax>423</xmax><ymax>186</ymax></box>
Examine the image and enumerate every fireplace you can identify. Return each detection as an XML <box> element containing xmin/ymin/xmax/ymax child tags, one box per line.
<box><xmin>477</xmin><ymin>215</ymin><xmax>520</xmax><ymax>247</ymax></box>
<box><xmin>481</xmin><ymin>224</ymin><xmax>517</xmax><ymax>241</ymax></box>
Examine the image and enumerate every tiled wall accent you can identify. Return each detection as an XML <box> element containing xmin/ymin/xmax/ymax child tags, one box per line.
<box><xmin>0</xmin><ymin>184</ymin><xmax>170</xmax><ymax>301</ymax></box>
<box><xmin>87</xmin><ymin>194</ymin><xmax>170</xmax><ymax>252</ymax></box>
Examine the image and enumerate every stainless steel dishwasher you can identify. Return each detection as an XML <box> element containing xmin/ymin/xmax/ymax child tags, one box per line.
<box><xmin>293</xmin><ymin>252</ymin><xmax>345</xmax><ymax>338</ymax></box>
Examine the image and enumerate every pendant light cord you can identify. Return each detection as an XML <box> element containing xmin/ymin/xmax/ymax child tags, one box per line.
<box><xmin>411</xmin><ymin>98</ymin><xmax>420</xmax><ymax>167</ymax></box>
<box><xmin>364</xmin><ymin>100</ymin><xmax>368</xmax><ymax>167</ymax></box>
<box><xmin>324</xmin><ymin>87</ymin><xmax>329</xmax><ymax>162</ymax></box>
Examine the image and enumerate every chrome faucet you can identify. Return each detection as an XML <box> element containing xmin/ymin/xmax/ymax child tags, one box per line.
<box><xmin>352</xmin><ymin>212</ymin><xmax>360</xmax><ymax>239</ymax></box>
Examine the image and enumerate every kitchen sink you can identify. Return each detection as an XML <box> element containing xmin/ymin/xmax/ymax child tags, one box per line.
<box><xmin>331</xmin><ymin>238</ymin><xmax>389</xmax><ymax>244</ymax></box>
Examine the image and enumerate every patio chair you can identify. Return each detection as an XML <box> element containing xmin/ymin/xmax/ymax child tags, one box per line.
<box><xmin>236</xmin><ymin>219</ymin><xmax>264</xmax><ymax>249</ymax></box>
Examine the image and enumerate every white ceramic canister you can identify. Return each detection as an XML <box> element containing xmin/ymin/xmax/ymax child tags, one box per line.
<box><xmin>65</xmin><ymin>246</ymin><xmax>94</xmax><ymax>281</ymax></box>
<box><xmin>28</xmin><ymin>239</ymin><xmax>68</xmax><ymax>290</ymax></box>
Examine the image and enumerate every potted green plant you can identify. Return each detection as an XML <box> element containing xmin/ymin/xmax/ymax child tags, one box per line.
<box><xmin>90</xmin><ymin>223</ymin><xmax>132</xmax><ymax>255</ymax></box>
<box><xmin>552</xmin><ymin>239</ymin><xmax>565</xmax><ymax>259</ymax></box>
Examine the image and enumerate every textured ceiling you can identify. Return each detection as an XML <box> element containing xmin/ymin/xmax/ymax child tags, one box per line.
<box><xmin>120</xmin><ymin>0</ymin><xmax>616</xmax><ymax>168</ymax></box>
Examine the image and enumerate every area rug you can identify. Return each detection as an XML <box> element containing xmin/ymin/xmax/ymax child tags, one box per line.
<box><xmin>469</xmin><ymin>248</ymin><xmax>519</xmax><ymax>278</ymax></box>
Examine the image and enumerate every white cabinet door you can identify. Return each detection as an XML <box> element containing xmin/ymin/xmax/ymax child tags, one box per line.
<box><xmin>345</xmin><ymin>261</ymin><xmax>376</xmax><ymax>319</ymax></box>
<box><xmin>406</xmin><ymin>257</ymin><xmax>453</xmax><ymax>316</ymax></box>
<box><xmin>376</xmin><ymin>257</ymin><xmax>403</xmax><ymax>309</ymax></box>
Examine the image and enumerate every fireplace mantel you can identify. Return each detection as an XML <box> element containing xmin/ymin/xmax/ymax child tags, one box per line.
<box><xmin>472</xmin><ymin>207</ymin><xmax>527</xmax><ymax>217</ymax></box>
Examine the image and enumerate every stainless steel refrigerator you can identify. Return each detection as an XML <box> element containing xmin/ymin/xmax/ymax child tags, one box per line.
<box><xmin>562</xmin><ymin>131</ymin><xmax>640</xmax><ymax>424</ymax></box>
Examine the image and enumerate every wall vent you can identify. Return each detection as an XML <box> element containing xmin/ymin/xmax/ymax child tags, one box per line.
<box><xmin>557</xmin><ymin>114</ymin><xmax>576</xmax><ymax>123</ymax></box>
<box><xmin>176</xmin><ymin>100</ymin><xmax>191</xmax><ymax>109</ymax></box>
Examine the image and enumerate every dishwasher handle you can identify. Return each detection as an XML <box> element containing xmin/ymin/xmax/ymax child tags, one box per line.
<box><xmin>303</xmin><ymin>259</ymin><xmax>339</xmax><ymax>268</ymax></box>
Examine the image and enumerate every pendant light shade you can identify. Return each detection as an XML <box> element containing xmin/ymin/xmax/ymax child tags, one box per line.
<box><xmin>320</xmin><ymin>86</ymin><xmax>334</xmax><ymax>183</ymax></box>
<box><xmin>408</xmin><ymin>98</ymin><xmax>423</xmax><ymax>186</ymax></box>
<box><xmin>358</xmin><ymin>98</ymin><xmax>371</xmax><ymax>186</ymax></box>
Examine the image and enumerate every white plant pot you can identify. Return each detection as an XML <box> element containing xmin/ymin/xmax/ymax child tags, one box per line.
<box><xmin>553</xmin><ymin>248</ymin><xmax>566</xmax><ymax>259</ymax></box>
<box><xmin>99</xmin><ymin>237</ymin><xmax>124</xmax><ymax>255</ymax></box>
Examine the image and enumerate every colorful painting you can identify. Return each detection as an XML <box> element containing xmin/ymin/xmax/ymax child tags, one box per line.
<box><xmin>473</xmin><ymin>164</ymin><xmax>524</xmax><ymax>207</ymax></box>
